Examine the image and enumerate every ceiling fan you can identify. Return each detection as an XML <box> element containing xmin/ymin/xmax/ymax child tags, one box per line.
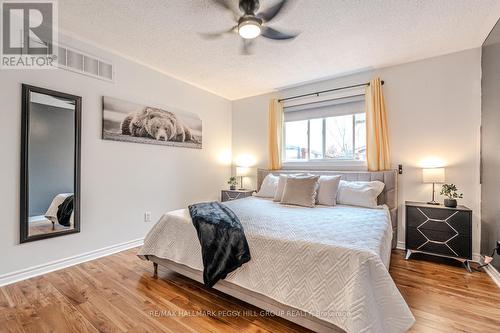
<box><xmin>202</xmin><ymin>0</ymin><xmax>299</xmax><ymax>54</ymax></box>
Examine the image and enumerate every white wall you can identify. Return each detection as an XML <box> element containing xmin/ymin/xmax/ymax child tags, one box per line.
<box><xmin>0</xmin><ymin>34</ymin><xmax>232</xmax><ymax>276</ymax></box>
<box><xmin>232</xmin><ymin>49</ymin><xmax>481</xmax><ymax>257</ymax></box>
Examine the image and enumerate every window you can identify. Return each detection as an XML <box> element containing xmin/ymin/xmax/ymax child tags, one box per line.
<box><xmin>283</xmin><ymin>96</ymin><xmax>366</xmax><ymax>163</ymax></box>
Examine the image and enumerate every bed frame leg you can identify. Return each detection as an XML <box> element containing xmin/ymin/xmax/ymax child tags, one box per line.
<box><xmin>153</xmin><ymin>262</ymin><xmax>158</xmax><ymax>278</ymax></box>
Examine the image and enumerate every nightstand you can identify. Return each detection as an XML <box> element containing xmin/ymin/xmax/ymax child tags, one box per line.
<box><xmin>405</xmin><ymin>201</ymin><xmax>472</xmax><ymax>272</ymax></box>
<box><xmin>221</xmin><ymin>189</ymin><xmax>255</xmax><ymax>202</ymax></box>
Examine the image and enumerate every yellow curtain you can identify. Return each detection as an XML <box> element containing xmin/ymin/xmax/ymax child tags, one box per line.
<box><xmin>268</xmin><ymin>98</ymin><xmax>284</xmax><ymax>170</ymax></box>
<box><xmin>366</xmin><ymin>78</ymin><xmax>391</xmax><ymax>171</ymax></box>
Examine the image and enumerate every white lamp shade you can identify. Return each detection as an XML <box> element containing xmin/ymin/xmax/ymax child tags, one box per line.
<box><xmin>422</xmin><ymin>168</ymin><xmax>445</xmax><ymax>183</ymax></box>
<box><xmin>236</xmin><ymin>167</ymin><xmax>251</xmax><ymax>177</ymax></box>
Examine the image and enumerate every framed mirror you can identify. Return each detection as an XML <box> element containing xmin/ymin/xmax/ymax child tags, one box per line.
<box><xmin>20</xmin><ymin>84</ymin><xmax>81</xmax><ymax>243</ymax></box>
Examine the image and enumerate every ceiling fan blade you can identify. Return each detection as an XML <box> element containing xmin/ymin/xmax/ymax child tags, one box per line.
<box><xmin>240</xmin><ymin>39</ymin><xmax>254</xmax><ymax>55</ymax></box>
<box><xmin>261</xmin><ymin>26</ymin><xmax>298</xmax><ymax>40</ymax></box>
<box><xmin>257</xmin><ymin>0</ymin><xmax>288</xmax><ymax>22</ymax></box>
<box><xmin>210</xmin><ymin>0</ymin><xmax>240</xmax><ymax>19</ymax></box>
<box><xmin>199</xmin><ymin>26</ymin><xmax>237</xmax><ymax>39</ymax></box>
<box><xmin>211</xmin><ymin>0</ymin><xmax>232</xmax><ymax>11</ymax></box>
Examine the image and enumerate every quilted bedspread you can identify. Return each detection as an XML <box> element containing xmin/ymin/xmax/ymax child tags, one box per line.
<box><xmin>139</xmin><ymin>197</ymin><xmax>415</xmax><ymax>333</ymax></box>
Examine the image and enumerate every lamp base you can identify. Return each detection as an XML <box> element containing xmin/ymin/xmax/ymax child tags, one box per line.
<box><xmin>427</xmin><ymin>182</ymin><xmax>440</xmax><ymax>205</ymax></box>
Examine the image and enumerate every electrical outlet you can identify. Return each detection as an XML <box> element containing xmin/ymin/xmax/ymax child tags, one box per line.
<box><xmin>144</xmin><ymin>211</ymin><xmax>152</xmax><ymax>223</ymax></box>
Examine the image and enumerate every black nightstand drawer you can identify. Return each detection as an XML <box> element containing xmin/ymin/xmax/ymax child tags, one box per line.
<box><xmin>407</xmin><ymin>227</ymin><xmax>471</xmax><ymax>258</ymax></box>
<box><xmin>419</xmin><ymin>240</ymin><xmax>470</xmax><ymax>259</ymax></box>
<box><xmin>406</xmin><ymin>206</ymin><xmax>471</xmax><ymax>235</ymax></box>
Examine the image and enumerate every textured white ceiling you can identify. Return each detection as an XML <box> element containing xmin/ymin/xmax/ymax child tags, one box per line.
<box><xmin>59</xmin><ymin>0</ymin><xmax>500</xmax><ymax>100</ymax></box>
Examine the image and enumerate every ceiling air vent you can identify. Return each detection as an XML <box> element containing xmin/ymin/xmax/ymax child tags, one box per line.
<box><xmin>56</xmin><ymin>45</ymin><xmax>114</xmax><ymax>82</ymax></box>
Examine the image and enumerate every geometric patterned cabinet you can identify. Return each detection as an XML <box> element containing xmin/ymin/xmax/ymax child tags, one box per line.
<box><xmin>221</xmin><ymin>189</ymin><xmax>255</xmax><ymax>202</ymax></box>
<box><xmin>405</xmin><ymin>201</ymin><xmax>472</xmax><ymax>271</ymax></box>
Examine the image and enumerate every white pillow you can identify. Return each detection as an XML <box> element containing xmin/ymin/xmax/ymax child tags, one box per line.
<box><xmin>316</xmin><ymin>175</ymin><xmax>342</xmax><ymax>206</ymax></box>
<box><xmin>336</xmin><ymin>180</ymin><xmax>385</xmax><ymax>208</ymax></box>
<box><xmin>255</xmin><ymin>174</ymin><xmax>279</xmax><ymax>198</ymax></box>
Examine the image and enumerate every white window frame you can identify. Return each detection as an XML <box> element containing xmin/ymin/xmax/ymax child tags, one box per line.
<box><xmin>282</xmin><ymin>102</ymin><xmax>367</xmax><ymax>170</ymax></box>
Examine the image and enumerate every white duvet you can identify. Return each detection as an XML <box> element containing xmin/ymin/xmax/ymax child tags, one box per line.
<box><xmin>139</xmin><ymin>197</ymin><xmax>414</xmax><ymax>333</ymax></box>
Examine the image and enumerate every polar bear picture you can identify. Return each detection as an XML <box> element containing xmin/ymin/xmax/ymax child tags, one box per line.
<box><xmin>102</xmin><ymin>97</ymin><xmax>202</xmax><ymax>148</ymax></box>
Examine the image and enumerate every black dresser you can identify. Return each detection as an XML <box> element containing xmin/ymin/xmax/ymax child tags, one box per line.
<box><xmin>405</xmin><ymin>201</ymin><xmax>472</xmax><ymax>271</ymax></box>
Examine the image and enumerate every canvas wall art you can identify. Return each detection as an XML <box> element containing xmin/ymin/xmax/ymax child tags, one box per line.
<box><xmin>102</xmin><ymin>96</ymin><xmax>202</xmax><ymax>149</ymax></box>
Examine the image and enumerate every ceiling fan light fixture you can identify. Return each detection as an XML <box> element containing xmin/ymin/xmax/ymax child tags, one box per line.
<box><xmin>238</xmin><ymin>18</ymin><xmax>261</xmax><ymax>39</ymax></box>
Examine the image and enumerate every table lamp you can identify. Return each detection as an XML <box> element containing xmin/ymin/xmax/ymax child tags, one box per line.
<box><xmin>236</xmin><ymin>166</ymin><xmax>251</xmax><ymax>190</ymax></box>
<box><xmin>422</xmin><ymin>167</ymin><xmax>445</xmax><ymax>205</ymax></box>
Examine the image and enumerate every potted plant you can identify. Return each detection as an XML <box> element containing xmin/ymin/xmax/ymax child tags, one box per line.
<box><xmin>227</xmin><ymin>177</ymin><xmax>237</xmax><ymax>190</ymax></box>
<box><xmin>440</xmin><ymin>184</ymin><xmax>463</xmax><ymax>208</ymax></box>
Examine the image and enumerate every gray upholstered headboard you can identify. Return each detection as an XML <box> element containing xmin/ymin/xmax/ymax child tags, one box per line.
<box><xmin>257</xmin><ymin>169</ymin><xmax>398</xmax><ymax>249</ymax></box>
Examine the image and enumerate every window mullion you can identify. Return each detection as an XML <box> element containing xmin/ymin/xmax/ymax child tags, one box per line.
<box><xmin>352</xmin><ymin>114</ymin><xmax>356</xmax><ymax>159</ymax></box>
<box><xmin>322</xmin><ymin>118</ymin><xmax>326</xmax><ymax>159</ymax></box>
<box><xmin>307</xmin><ymin>120</ymin><xmax>311</xmax><ymax>161</ymax></box>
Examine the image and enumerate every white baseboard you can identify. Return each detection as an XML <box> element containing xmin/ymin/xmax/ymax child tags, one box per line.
<box><xmin>472</xmin><ymin>253</ymin><xmax>481</xmax><ymax>263</ymax></box>
<box><xmin>0</xmin><ymin>238</ymin><xmax>144</xmax><ymax>287</ymax></box>
<box><xmin>483</xmin><ymin>262</ymin><xmax>500</xmax><ymax>288</ymax></box>
<box><xmin>396</xmin><ymin>241</ymin><xmax>405</xmax><ymax>250</ymax></box>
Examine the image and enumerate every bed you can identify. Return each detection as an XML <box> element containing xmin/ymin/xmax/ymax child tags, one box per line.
<box><xmin>44</xmin><ymin>193</ymin><xmax>74</xmax><ymax>229</ymax></box>
<box><xmin>138</xmin><ymin>169</ymin><xmax>414</xmax><ymax>333</ymax></box>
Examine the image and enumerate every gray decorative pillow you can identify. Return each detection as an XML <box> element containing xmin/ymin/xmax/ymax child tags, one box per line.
<box><xmin>316</xmin><ymin>175</ymin><xmax>342</xmax><ymax>206</ymax></box>
<box><xmin>273</xmin><ymin>173</ymin><xmax>310</xmax><ymax>202</ymax></box>
<box><xmin>281</xmin><ymin>176</ymin><xmax>320</xmax><ymax>208</ymax></box>
<box><xmin>273</xmin><ymin>175</ymin><xmax>289</xmax><ymax>202</ymax></box>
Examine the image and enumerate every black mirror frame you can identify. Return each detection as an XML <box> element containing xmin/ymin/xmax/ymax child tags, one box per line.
<box><xmin>20</xmin><ymin>84</ymin><xmax>82</xmax><ymax>243</ymax></box>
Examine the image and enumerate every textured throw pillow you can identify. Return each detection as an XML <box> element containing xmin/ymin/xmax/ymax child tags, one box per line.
<box><xmin>254</xmin><ymin>174</ymin><xmax>279</xmax><ymax>198</ymax></box>
<box><xmin>273</xmin><ymin>173</ymin><xmax>310</xmax><ymax>202</ymax></box>
<box><xmin>336</xmin><ymin>180</ymin><xmax>385</xmax><ymax>208</ymax></box>
<box><xmin>281</xmin><ymin>176</ymin><xmax>320</xmax><ymax>208</ymax></box>
<box><xmin>273</xmin><ymin>175</ymin><xmax>289</xmax><ymax>202</ymax></box>
<box><xmin>316</xmin><ymin>175</ymin><xmax>342</xmax><ymax>206</ymax></box>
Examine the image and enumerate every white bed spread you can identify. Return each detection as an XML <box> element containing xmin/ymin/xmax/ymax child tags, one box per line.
<box><xmin>44</xmin><ymin>193</ymin><xmax>74</xmax><ymax>226</ymax></box>
<box><xmin>139</xmin><ymin>197</ymin><xmax>414</xmax><ymax>333</ymax></box>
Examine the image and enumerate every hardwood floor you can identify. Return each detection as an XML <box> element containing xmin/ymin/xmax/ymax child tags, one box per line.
<box><xmin>390</xmin><ymin>252</ymin><xmax>500</xmax><ymax>333</ymax></box>
<box><xmin>0</xmin><ymin>249</ymin><xmax>499</xmax><ymax>333</ymax></box>
<box><xmin>29</xmin><ymin>221</ymin><xmax>72</xmax><ymax>236</ymax></box>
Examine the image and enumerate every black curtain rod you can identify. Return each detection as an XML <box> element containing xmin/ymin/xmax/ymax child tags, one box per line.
<box><xmin>278</xmin><ymin>80</ymin><xmax>384</xmax><ymax>103</ymax></box>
